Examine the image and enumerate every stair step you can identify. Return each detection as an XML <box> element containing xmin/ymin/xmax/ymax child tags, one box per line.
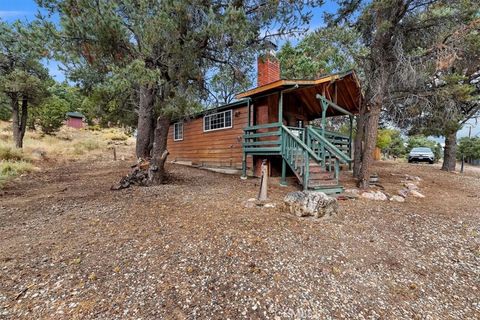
<box><xmin>308</xmin><ymin>179</ymin><xmax>339</xmax><ymax>187</ymax></box>
<box><xmin>309</xmin><ymin>172</ymin><xmax>334</xmax><ymax>180</ymax></box>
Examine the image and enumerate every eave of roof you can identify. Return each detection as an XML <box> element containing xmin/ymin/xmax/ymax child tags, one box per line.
<box><xmin>66</xmin><ymin>111</ymin><xmax>85</xmax><ymax>118</ymax></box>
<box><xmin>235</xmin><ymin>70</ymin><xmax>355</xmax><ymax>99</ymax></box>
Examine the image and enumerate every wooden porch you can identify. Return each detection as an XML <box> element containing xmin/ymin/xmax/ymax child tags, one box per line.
<box><xmin>237</xmin><ymin>71</ymin><xmax>362</xmax><ymax>194</ymax></box>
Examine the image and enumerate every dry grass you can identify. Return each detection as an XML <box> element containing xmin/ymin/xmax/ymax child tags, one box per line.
<box><xmin>0</xmin><ymin>121</ymin><xmax>134</xmax><ymax>187</ymax></box>
<box><xmin>0</xmin><ymin>161</ymin><xmax>37</xmax><ymax>187</ymax></box>
<box><xmin>0</xmin><ymin>143</ymin><xmax>29</xmax><ymax>161</ymax></box>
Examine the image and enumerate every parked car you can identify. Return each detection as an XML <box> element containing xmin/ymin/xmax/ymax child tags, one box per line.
<box><xmin>408</xmin><ymin>147</ymin><xmax>435</xmax><ymax>164</ymax></box>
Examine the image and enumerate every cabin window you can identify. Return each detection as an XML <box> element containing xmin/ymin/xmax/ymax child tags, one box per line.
<box><xmin>203</xmin><ymin>109</ymin><xmax>232</xmax><ymax>132</ymax></box>
<box><xmin>173</xmin><ymin>122</ymin><xmax>183</xmax><ymax>141</ymax></box>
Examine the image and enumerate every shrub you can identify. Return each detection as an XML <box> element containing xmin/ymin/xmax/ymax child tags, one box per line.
<box><xmin>73</xmin><ymin>139</ymin><xmax>100</xmax><ymax>154</ymax></box>
<box><xmin>0</xmin><ymin>143</ymin><xmax>26</xmax><ymax>161</ymax></box>
<box><xmin>0</xmin><ymin>161</ymin><xmax>36</xmax><ymax>187</ymax></box>
<box><xmin>36</xmin><ymin>96</ymin><xmax>70</xmax><ymax>135</ymax></box>
<box><xmin>104</xmin><ymin>131</ymin><xmax>129</xmax><ymax>141</ymax></box>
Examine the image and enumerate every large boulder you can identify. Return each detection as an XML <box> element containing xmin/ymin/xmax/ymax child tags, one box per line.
<box><xmin>283</xmin><ymin>191</ymin><xmax>338</xmax><ymax>218</ymax></box>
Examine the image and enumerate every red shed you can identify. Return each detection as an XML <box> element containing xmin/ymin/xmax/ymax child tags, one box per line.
<box><xmin>66</xmin><ymin>112</ymin><xmax>85</xmax><ymax>129</ymax></box>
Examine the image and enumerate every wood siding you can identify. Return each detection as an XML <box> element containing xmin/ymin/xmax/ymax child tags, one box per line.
<box><xmin>167</xmin><ymin>106</ymin><xmax>250</xmax><ymax>169</ymax></box>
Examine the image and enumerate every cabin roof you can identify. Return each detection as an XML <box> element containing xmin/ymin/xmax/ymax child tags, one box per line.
<box><xmin>66</xmin><ymin>111</ymin><xmax>85</xmax><ymax>118</ymax></box>
<box><xmin>236</xmin><ymin>70</ymin><xmax>362</xmax><ymax>116</ymax></box>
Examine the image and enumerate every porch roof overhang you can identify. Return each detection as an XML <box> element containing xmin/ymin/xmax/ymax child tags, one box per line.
<box><xmin>236</xmin><ymin>70</ymin><xmax>363</xmax><ymax>118</ymax></box>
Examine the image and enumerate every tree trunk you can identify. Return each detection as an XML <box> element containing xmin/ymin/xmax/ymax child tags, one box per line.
<box><xmin>148</xmin><ymin>115</ymin><xmax>170</xmax><ymax>185</ymax></box>
<box><xmin>442</xmin><ymin>131</ymin><xmax>457</xmax><ymax>171</ymax></box>
<box><xmin>11</xmin><ymin>94</ymin><xmax>28</xmax><ymax>149</ymax></box>
<box><xmin>136</xmin><ymin>84</ymin><xmax>155</xmax><ymax>159</ymax></box>
<box><xmin>353</xmin><ymin>103</ymin><xmax>367</xmax><ymax>179</ymax></box>
<box><xmin>358</xmin><ymin>106</ymin><xmax>381</xmax><ymax>189</ymax></box>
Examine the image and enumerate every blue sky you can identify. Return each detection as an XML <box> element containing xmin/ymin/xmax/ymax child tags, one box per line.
<box><xmin>1</xmin><ymin>0</ymin><xmax>478</xmax><ymax>138</ymax></box>
<box><xmin>0</xmin><ymin>0</ymin><xmax>337</xmax><ymax>82</ymax></box>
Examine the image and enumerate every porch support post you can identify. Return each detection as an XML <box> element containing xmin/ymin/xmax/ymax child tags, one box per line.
<box><xmin>278</xmin><ymin>91</ymin><xmax>283</xmax><ymax>123</ymax></box>
<box><xmin>279</xmin><ymin>92</ymin><xmax>287</xmax><ymax>186</ymax></box>
<box><xmin>242</xmin><ymin>99</ymin><xmax>251</xmax><ymax>180</ymax></box>
<box><xmin>320</xmin><ymin>99</ymin><xmax>328</xmax><ymax>137</ymax></box>
<box><xmin>241</xmin><ymin>153</ymin><xmax>247</xmax><ymax>179</ymax></box>
<box><xmin>247</xmin><ymin>98</ymin><xmax>251</xmax><ymax>126</ymax></box>
<box><xmin>348</xmin><ymin>115</ymin><xmax>353</xmax><ymax>170</ymax></box>
<box><xmin>281</xmin><ymin>158</ymin><xmax>287</xmax><ymax>186</ymax></box>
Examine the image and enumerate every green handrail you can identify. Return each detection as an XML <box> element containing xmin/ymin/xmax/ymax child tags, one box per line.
<box><xmin>281</xmin><ymin>125</ymin><xmax>321</xmax><ymax>162</ymax></box>
<box><xmin>306</xmin><ymin>126</ymin><xmax>352</xmax><ymax>164</ymax></box>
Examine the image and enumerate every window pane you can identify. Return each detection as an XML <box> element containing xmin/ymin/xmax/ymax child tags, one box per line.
<box><xmin>225</xmin><ymin>111</ymin><xmax>232</xmax><ymax>127</ymax></box>
<box><xmin>204</xmin><ymin>110</ymin><xmax>232</xmax><ymax>131</ymax></box>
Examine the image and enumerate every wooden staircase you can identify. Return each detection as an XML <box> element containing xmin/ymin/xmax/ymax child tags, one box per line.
<box><xmin>243</xmin><ymin>124</ymin><xmax>352</xmax><ymax>194</ymax></box>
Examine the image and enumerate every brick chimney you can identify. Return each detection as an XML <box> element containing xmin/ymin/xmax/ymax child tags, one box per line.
<box><xmin>257</xmin><ymin>46</ymin><xmax>280</xmax><ymax>87</ymax></box>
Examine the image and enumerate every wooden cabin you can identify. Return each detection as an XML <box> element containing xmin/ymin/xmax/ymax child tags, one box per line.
<box><xmin>168</xmin><ymin>52</ymin><xmax>362</xmax><ymax>193</ymax></box>
<box><xmin>66</xmin><ymin>111</ymin><xmax>86</xmax><ymax>129</ymax></box>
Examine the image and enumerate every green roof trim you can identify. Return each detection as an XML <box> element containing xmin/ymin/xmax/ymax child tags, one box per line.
<box><xmin>66</xmin><ymin>111</ymin><xmax>85</xmax><ymax>118</ymax></box>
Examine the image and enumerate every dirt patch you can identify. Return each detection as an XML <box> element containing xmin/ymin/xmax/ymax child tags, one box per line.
<box><xmin>0</xmin><ymin>159</ymin><xmax>479</xmax><ymax>319</ymax></box>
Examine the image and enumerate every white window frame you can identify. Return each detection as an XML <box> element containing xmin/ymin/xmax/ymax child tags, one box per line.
<box><xmin>173</xmin><ymin>122</ymin><xmax>183</xmax><ymax>141</ymax></box>
<box><xmin>203</xmin><ymin>109</ymin><xmax>233</xmax><ymax>132</ymax></box>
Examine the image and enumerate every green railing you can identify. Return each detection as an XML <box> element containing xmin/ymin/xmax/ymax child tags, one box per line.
<box><xmin>311</xmin><ymin>126</ymin><xmax>351</xmax><ymax>156</ymax></box>
<box><xmin>243</xmin><ymin>123</ymin><xmax>351</xmax><ymax>190</ymax></box>
<box><xmin>243</xmin><ymin>122</ymin><xmax>282</xmax><ymax>154</ymax></box>
<box><xmin>306</xmin><ymin>126</ymin><xmax>352</xmax><ymax>164</ymax></box>
<box><xmin>281</xmin><ymin>125</ymin><xmax>321</xmax><ymax>190</ymax></box>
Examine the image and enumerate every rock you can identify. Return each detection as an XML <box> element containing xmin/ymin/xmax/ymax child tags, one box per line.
<box><xmin>398</xmin><ymin>189</ymin><xmax>409</xmax><ymax>198</ymax></box>
<box><xmin>390</xmin><ymin>195</ymin><xmax>405</xmax><ymax>202</ymax></box>
<box><xmin>264</xmin><ymin>203</ymin><xmax>276</xmax><ymax>208</ymax></box>
<box><xmin>344</xmin><ymin>188</ymin><xmax>359</xmax><ymax>194</ymax></box>
<box><xmin>409</xmin><ymin>190</ymin><xmax>425</xmax><ymax>198</ymax></box>
<box><xmin>343</xmin><ymin>188</ymin><xmax>359</xmax><ymax>199</ymax></box>
<box><xmin>405</xmin><ymin>175</ymin><xmax>422</xmax><ymax>181</ymax></box>
<box><xmin>283</xmin><ymin>191</ymin><xmax>338</xmax><ymax>218</ymax></box>
<box><xmin>243</xmin><ymin>200</ymin><xmax>256</xmax><ymax>208</ymax></box>
<box><xmin>404</xmin><ymin>182</ymin><xmax>419</xmax><ymax>190</ymax></box>
<box><xmin>361</xmin><ymin>191</ymin><xmax>388</xmax><ymax>201</ymax></box>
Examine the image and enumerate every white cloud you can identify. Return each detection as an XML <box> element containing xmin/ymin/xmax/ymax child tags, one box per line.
<box><xmin>0</xmin><ymin>10</ymin><xmax>29</xmax><ymax>18</ymax></box>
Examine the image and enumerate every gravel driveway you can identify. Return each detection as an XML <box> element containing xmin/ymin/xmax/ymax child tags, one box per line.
<box><xmin>0</xmin><ymin>160</ymin><xmax>479</xmax><ymax>319</ymax></box>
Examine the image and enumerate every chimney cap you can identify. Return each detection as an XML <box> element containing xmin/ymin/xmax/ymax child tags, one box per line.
<box><xmin>261</xmin><ymin>40</ymin><xmax>277</xmax><ymax>52</ymax></box>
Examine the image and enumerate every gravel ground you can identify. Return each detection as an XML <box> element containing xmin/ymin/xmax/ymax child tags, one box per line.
<box><xmin>0</xmin><ymin>159</ymin><xmax>479</xmax><ymax>319</ymax></box>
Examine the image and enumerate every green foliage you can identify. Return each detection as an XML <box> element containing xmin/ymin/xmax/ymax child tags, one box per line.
<box><xmin>376</xmin><ymin>129</ymin><xmax>406</xmax><ymax>157</ymax></box>
<box><xmin>35</xmin><ymin>96</ymin><xmax>70</xmax><ymax>134</ymax></box>
<box><xmin>0</xmin><ymin>21</ymin><xmax>51</xmax><ymax>100</ymax></box>
<box><xmin>458</xmin><ymin>137</ymin><xmax>480</xmax><ymax>160</ymax></box>
<box><xmin>278</xmin><ymin>26</ymin><xmax>364</xmax><ymax>79</ymax></box>
<box><xmin>207</xmin><ymin>66</ymin><xmax>252</xmax><ymax>105</ymax></box>
<box><xmin>376</xmin><ymin>129</ymin><xmax>393</xmax><ymax>149</ymax></box>
<box><xmin>0</xmin><ymin>93</ymin><xmax>11</xmax><ymax>121</ymax></box>
<box><xmin>407</xmin><ymin>135</ymin><xmax>442</xmax><ymax>161</ymax></box>
<box><xmin>388</xmin><ymin>130</ymin><xmax>407</xmax><ymax>158</ymax></box>
<box><xmin>39</xmin><ymin>0</ymin><xmax>314</xmax><ymax>123</ymax></box>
